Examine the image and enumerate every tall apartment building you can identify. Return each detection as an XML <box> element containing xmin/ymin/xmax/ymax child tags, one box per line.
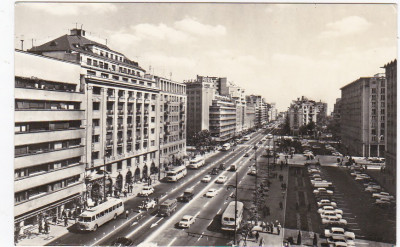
<box><xmin>14</xmin><ymin>50</ymin><xmax>85</xmax><ymax>228</ymax></box>
<box><xmin>332</xmin><ymin>98</ymin><xmax>342</xmax><ymax>120</ymax></box>
<box><xmin>340</xmin><ymin>74</ymin><xmax>386</xmax><ymax>157</ymax></box>
<box><xmin>185</xmin><ymin>78</ymin><xmax>216</xmax><ymax>139</ymax></box>
<box><xmin>244</xmin><ymin>104</ymin><xmax>256</xmax><ymax>130</ymax></box>
<box><xmin>29</xmin><ymin>28</ymin><xmax>162</xmax><ymax>202</ymax></box>
<box><xmin>246</xmin><ymin>95</ymin><xmax>269</xmax><ymax>126</ymax></box>
<box><xmin>384</xmin><ymin>60</ymin><xmax>396</xmax><ymax>178</ymax></box>
<box><xmin>287</xmin><ymin>96</ymin><xmax>327</xmax><ymax>133</ymax></box>
<box><xmin>209</xmin><ymin>95</ymin><xmax>237</xmax><ymax>141</ymax></box>
<box><xmin>155</xmin><ymin>76</ymin><xmax>187</xmax><ymax>167</ymax></box>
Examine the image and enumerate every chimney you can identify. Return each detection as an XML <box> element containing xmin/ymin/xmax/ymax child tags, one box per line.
<box><xmin>70</xmin><ymin>28</ymin><xmax>86</xmax><ymax>37</ymax></box>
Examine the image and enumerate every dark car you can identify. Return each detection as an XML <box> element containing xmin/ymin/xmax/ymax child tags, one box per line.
<box><xmin>177</xmin><ymin>188</ymin><xmax>194</xmax><ymax>202</ymax></box>
<box><xmin>244</xmin><ymin>153</ymin><xmax>250</xmax><ymax>157</ymax></box>
<box><xmin>210</xmin><ymin>168</ymin><xmax>219</xmax><ymax>175</ymax></box>
<box><xmin>111</xmin><ymin>237</ymin><xmax>133</xmax><ymax>246</ymax></box>
<box><xmin>219</xmin><ymin>163</ymin><xmax>226</xmax><ymax>170</ymax></box>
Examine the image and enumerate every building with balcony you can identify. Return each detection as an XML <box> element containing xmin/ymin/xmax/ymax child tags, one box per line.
<box><xmin>29</xmin><ymin>28</ymin><xmax>161</xmax><ymax>202</ymax></box>
<box><xmin>155</xmin><ymin>76</ymin><xmax>187</xmax><ymax>168</ymax></box>
<box><xmin>244</xmin><ymin>104</ymin><xmax>256</xmax><ymax>130</ymax></box>
<box><xmin>340</xmin><ymin>74</ymin><xmax>386</xmax><ymax>157</ymax></box>
<box><xmin>14</xmin><ymin>50</ymin><xmax>85</xmax><ymax>229</ymax></box>
<box><xmin>383</xmin><ymin>60</ymin><xmax>396</xmax><ymax>180</ymax></box>
<box><xmin>209</xmin><ymin>95</ymin><xmax>237</xmax><ymax>142</ymax></box>
<box><xmin>246</xmin><ymin>95</ymin><xmax>269</xmax><ymax>126</ymax></box>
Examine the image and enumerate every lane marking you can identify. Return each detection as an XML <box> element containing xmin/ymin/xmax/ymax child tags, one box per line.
<box><xmin>167</xmin><ymin>237</ymin><xmax>177</xmax><ymax>247</ymax></box>
<box><xmin>126</xmin><ymin>215</ymin><xmax>157</xmax><ymax>238</ymax></box>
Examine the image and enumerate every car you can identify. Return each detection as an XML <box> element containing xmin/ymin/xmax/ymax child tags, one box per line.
<box><xmin>178</xmin><ymin>215</ymin><xmax>195</xmax><ymax>228</ymax></box>
<box><xmin>365</xmin><ymin>186</ymin><xmax>381</xmax><ymax>193</ymax></box>
<box><xmin>219</xmin><ymin>163</ymin><xmax>226</xmax><ymax>170</ymax></box>
<box><xmin>317</xmin><ymin>199</ymin><xmax>337</xmax><ymax>208</ymax></box>
<box><xmin>111</xmin><ymin>237</ymin><xmax>133</xmax><ymax>246</ymax></box>
<box><xmin>324</xmin><ymin>227</ymin><xmax>355</xmax><ymax>240</ymax></box>
<box><xmin>244</xmin><ymin>153</ymin><xmax>250</xmax><ymax>157</ymax></box>
<box><xmin>354</xmin><ymin>174</ymin><xmax>370</xmax><ymax>181</ymax></box>
<box><xmin>210</xmin><ymin>168</ymin><xmax>219</xmax><ymax>175</ymax></box>
<box><xmin>248</xmin><ymin>168</ymin><xmax>256</xmax><ymax>176</ymax></box>
<box><xmin>201</xmin><ymin>175</ymin><xmax>212</xmax><ymax>183</ymax></box>
<box><xmin>350</xmin><ymin>171</ymin><xmax>361</xmax><ymax>177</ymax></box>
<box><xmin>321</xmin><ymin>211</ymin><xmax>343</xmax><ymax>219</ymax></box>
<box><xmin>205</xmin><ymin>188</ymin><xmax>218</xmax><ymax>198</ymax></box>
<box><xmin>322</xmin><ymin>217</ymin><xmax>347</xmax><ymax>226</ymax></box>
<box><xmin>372</xmin><ymin>192</ymin><xmax>394</xmax><ymax>200</ymax></box>
<box><xmin>177</xmin><ymin>188</ymin><xmax>194</xmax><ymax>202</ymax></box>
<box><xmin>327</xmin><ymin>235</ymin><xmax>347</xmax><ymax>245</ymax></box>
<box><xmin>216</xmin><ymin>175</ymin><xmax>227</xmax><ymax>184</ymax></box>
<box><xmin>318</xmin><ymin>206</ymin><xmax>343</xmax><ymax>215</ymax></box>
<box><xmin>313</xmin><ymin>188</ymin><xmax>333</xmax><ymax>195</ymax></box>
<box><xmin>375</xmin><ymin>197</ymin><xmax>394</xmax><ymax>206</ymax></box>
<box><xmin>138</xmin><ymin>199</ymin><xmax>157</xmax><ymax>210</ymax></box>
<box><xmin>139</xmin><ymin>186</ymin><xmax>154</xmax><ymax>196</ymax></box>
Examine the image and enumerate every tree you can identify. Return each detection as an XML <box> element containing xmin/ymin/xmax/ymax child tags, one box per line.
<box><xmin>297</xmin><ymin>230</ymin><xmax>302</xmax><ymax>245</ymax></box>
<box><xmin>313</xmin><ymin>233</ymin><xmax>318</xmax><ymax>246</ymax></box>
<box><xmin>188</xmin><ymin>130</ymin><xmax>215</xmax><ymax>153</ymax></box>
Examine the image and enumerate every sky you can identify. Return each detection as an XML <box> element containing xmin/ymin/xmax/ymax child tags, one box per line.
<box><xmin>14</xmin><ymin>2</ymin><xmax>398</xmax><ymax>112</ymax></box>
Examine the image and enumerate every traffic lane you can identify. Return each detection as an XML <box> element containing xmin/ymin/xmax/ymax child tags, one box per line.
<box><xmin>155</xmin><ymin>153</ymin><xmax>258</xmax><ymax>246</ymax></box>
<box><xmin>98</xmin><ymin>145</ymin><xmax>253</xmax><ymax>246</ymax></box>
<box><xmin>322</xmin><ymin>167</ymin><xmax>395</xmax><ymax>244</ymax></box>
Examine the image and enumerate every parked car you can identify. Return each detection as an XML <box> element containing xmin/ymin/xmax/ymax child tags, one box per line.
<box><xmin>317</xmin><ymin>199</ymin><xmax>337</xmax><ymax>208</ymax></box>
<box><xmin>318</xmin><ymin>206</ymin><xmax>343</xmax><ymax>215</ymax></box>
<box><xmin>365</xmin><ymin>186</ymin><xmax>381</xmax><ymax>193</ymax></box>
<box><xmin>178</xmin><ymin>215</ymin><xmax>195</xmax><ymax>228</ymax></box>
<box><xmin>248</xmin><ymin>167</ymin><xmax>256</xmax><ymax>176</ymax></box>
<box><xmin>375</xmin><ymin>197</ymin><xmax>394</xmax><ymax>206</ymax></box>
<box><xmin>324</xmin><ymin>227</ymin><xmax>355</xmax><ymax>240</ymax></box>
<box><xmin>139</xmin><ymin>186</ymin><xmax>154</xmax><ymax>196</ymax></box>
<box><xmin>201</xmin><ymin>175</ymin><xmax>212</xmax><ymax>183</ymax></box>
<box><xmin>313</xmin><ymin>188</ymin><xmax>333</xmax><ymax>195</ymax></box>
<box><xmin>355</xmin><ymin>174</ymin><xmax>370</xmax><ymax>181</ymax></box>
<box><xmin>372</xmin><ymin>192</ymin><xmax>394</xmax><ymax>200</ymax></box>
<box><xmin>216</xmin><ymin>175</ymin><xmax>227</xmax><ymax>184</ymax></box>
<box><xmin>327</xmin><ymin>235</ymin><xmax>347</xmax><ymax>246</ymax></box>
<box><xmin>321</xmin><ymin>211</ymin><xmax>343</xmax><ymax>219</ymax></box>
<box><xmin>205</xmin><ymin>188</ymin><xmax>218</xmax><ymax>198</ymax></box>
<box><xmin>322</xmin><ymin>217</ymin><xmax>347</xmax><ymax>226</ymax></box>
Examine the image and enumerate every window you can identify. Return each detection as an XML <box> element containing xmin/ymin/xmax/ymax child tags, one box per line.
<box><xmin>93</xmin><ymin>87</ymin><xmax>101</xmax><ymax>95</ymax></box>
<box><xmin>117</xmin><ymin>162</ymin><xmax>122</xmax><ymax>170</ymax></box>
<box><xmin>93</xmin><ymin>119</ymin><xmax>100</xmax><ymax>127</ymax></box>
<box><xmin>151</xmin><ymin>128</ymin><xmax>155</xmax><ymax>134</ymax></box>
<box><xmin>91</xmin><ymin>151</ymin><xmax>99</xmax><ymax>160</ymax></box>
<box><xmin>93</xmin><ymin>60</ymin><xmax>98</xmax><ymax>67</ymax></box>
<box><xmin>151</xmin><ymin>117</ymin><xmax>155</xmax><ymax>123</ymax></box>
<box><xmin>127</xmin><ymin>159</ymin><xmax>131</xmax><ymax>167</ymax></box>
<box><xmin>87</xmin><ymin>58</ymin><xmax>92</xmax><ymax>65</ymax></box>
<box><xmin>93</xmin><ymin>102</ymin><xmax>100</xmax><ymax>110</ymax></box>
<box><xmin>151</xmin><ymin>140</ymin><xmax>155</xmax><ymax>146</ymax></box>
<box><xmin>151</xmin><ymin>105</ymin><xmax>155</xmax><ymax>111</ymax></box>
<box><xmin>92</xmin><ymin>135</ymin><xmax>99</xmax><ymax>143</ymax></box>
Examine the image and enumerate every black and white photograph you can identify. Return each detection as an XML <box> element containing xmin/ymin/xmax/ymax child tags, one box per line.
<box><xmin>8</xmin><ymin>1</ymin><xmax>398</xmax><ymax>246</ymax></box>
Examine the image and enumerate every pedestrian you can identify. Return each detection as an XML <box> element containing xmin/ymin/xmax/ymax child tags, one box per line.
<box><xmin>266</xmin><ymin>222</ymin><xmax>270</xmax><ymax>233</ymax></box>
<box><xmin>124</xmin><ymin>189</ymin><xmax>127</xmax><ymax>197</ymax></box>
<box><xmin>125</xmin><ymin>209</ymin><xmax>129</xmax><ymax>219</ymax></box>
<box><xmin>44</xmin><ymin>221</ymin><xmax>49</xmax><ymax>234</ymax></box>
<box><xmin>261</xmin><ymin>221</ymin><xmax>266</xmax><ymax>232</ymax></box>
<box><xmin>280</xmin><ymin>202</ymin><xmax>283</xmax><ymax>210</ymax></box>
<box><xmin>278</xmin><ymin>223</ymin><xmax>282</xmax><ymax>235</ymax></box>
<box><xmin>255</xmin><ymin>231</ymin><xmax>259</xmax><ymax>242</ymax></box>
<box><xmin>130</xmin><ymin>184</ymin><xmax>133</xmax><ymax>194</ymax></box>
<box><xmin>64</xmin><ymin>216</ymin><xmax>68</xmax><ymax>227</ymax></box>
<box><xmin>38</xmin><ymin>220</ymin><xmax>43</xmax><ymax>234</ymax></box>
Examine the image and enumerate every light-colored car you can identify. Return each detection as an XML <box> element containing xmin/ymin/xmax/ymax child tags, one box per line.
<box><xmin>138</xmin><ymin>199</ymin><xmax>156</xmax><ymax>210</ymax></box>
<box><xmin>322</xmin><ymin>217</ymin><xmax>347</xmax><ymax>226</ymax></box>
<box><xmin>324</xmin><ymin>227</ymin><xmax>355</xmax><ymax>240</ymax></box>
<box><xmin>327</xmin><ymin>235</ymin><xmax>347</xmax><ymax>245</ymax></box>
<box><xmin>201</xmin><ymin>175</ymin><xmax>212</xmax><ymax>183</ymax></box>
<box><xmin>355</xmin><ymin>174</ymin><xmax>370</xmax><ymax>181</ymax></box>
<box><xmin>365</xmin><ymin>186</ymin><xmax>381</xmax><ymax>193</ymax></box>
<box><xmin>375</xmin><ymin>197</ymin><xmax>393</xmax><ymax>206</ymax></box>
<box><xmin>248</xmin><ymin>168</ymin><xmax>256</xmax><ymax>175</ymax></box>
<box><xmin>178</xmin><ymin>215</ymin><xmax>195</xmax><ymax>228</ymax></box>
<box><xmin>205</xmin><ymin>188</ymin><xmax>218</xmax><ymax>198</ymax></box>
<box><xmin>313</xmin><ymin>188</ymin><xmax>333</xmax><ymax>195</ymax></box>
<box><xmin>317</xmin><ymin>199</ymin><xmax>337</xmax><ymax>208</ymax></box>
<box><xmin>350</xmin><ymin>171</ymin><xmax>361</xmax><ymax>177</ymax></box>
<box><xmin>372</xmin><ymin>192</ymin><xmax>394</xmax><ymax>200</ymax></box>
<box><xmin>321</xmin><ymin>211</ymin><xmax>343</xmax><ymax>219</ymax></box>
<box><xmin>318</xmin><ymin>206</ymin><xmax>343</xmax><ymax>215</ymax></box>
<box><xmin>216</xmin><ymin>175</ymin><xmax>227</xmax><ymax>184</ymax></box>
<box><xmin>139</xmin><ymin>186</ymin><xmax>154</xmax><ymax>196</ymax></box>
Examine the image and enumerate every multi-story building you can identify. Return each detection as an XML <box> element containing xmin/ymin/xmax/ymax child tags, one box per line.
<box><xmin>384</xmin><ymin>60</ymin><xmax>396</xmax><ymax>178</ymax></box>
<box><xmin>155</xmin><ymin>76</ymin><xmax>187</xmax><ymax>167</ymax></box>
<box><xmin>340</xmin><ymin>74</ymin><xmax>386</xmax><ymax>157</ymax></box>
<box><xmin>185</xmin><ymin>77</ymin><xmax>216</xmax><ymax>139</ymax></box>
<box><xmin>269</xmin><ymin>103</ymin><xmax>278</xmax><ymax>121</ymax></box>
<box><xmin>209</xmin><ymin>95</ymin><xmax>236</xmax><ymax>141</ymax></box>
<box><xmin>332</xmin><ymin>98</ymin><xmax>342</xmax><ymax>120</ymax></box>
<box><xmin>288</xmin><ymin>96</ymin><xmax>318</xmax><ymax>133</ymax></box>
<box><xmin>246</xmin><ymin>95</ymin><xmax>269</xmax><ymax>126</ymax></box>
<box><xmin>244</xmin><ymin>104</ymin><xmax>256</xmax><ymax>130</ymax></box>
<box><xmin>29</xmin><ymin>28</ymin><xmax>162</xmax><ymax>202</ymax></box>
<box><xmin>14</xmin><ymin>50</ymin><xmax>85</xmax><ymax>229</ymax></box>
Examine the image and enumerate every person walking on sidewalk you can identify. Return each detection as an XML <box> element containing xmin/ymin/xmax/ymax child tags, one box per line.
<box><xmin>255</xmin><ymin>231</ymin><xmax>259</xmax><ymax>242</ymax></box>
<box><xmin>277</xmin><ymin>223</ymin><xmax>282</xmax><ymax>235</ymax></box>
<box><xmin>125</xmin><ymin>209</ymin><xmax>129</xmax><ymax>219</ymax></box>
<box><xmin>64</xmin><ymin>216</ymin><xmax>68</xmax><ymax>227</ymax></box>
<box><xmin>44</xmin><ymin>221</ymin><xmax>49</xmax><ymax>234</ymax></box>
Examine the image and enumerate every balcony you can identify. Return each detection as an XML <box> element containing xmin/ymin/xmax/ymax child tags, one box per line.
<box><xmin>15</xmin><ymin>146</ymin><xmax>84</xmax><ymax>170</ymax></box>
<box><xmin>107</xmin><ymin>110</ymin><xmax>114</xmax><ymax>115</ymax></box>
<box><xmin>106</xmin><ymin>140</ymin><xmax>113</xmax><ymax>146</ymax></box>
<box><xmin>15</xmin><ymin>88</ymin><xmax>84</xmax><ymax>102</ymax></box>
<box><xmin>107</xmin><ymin>95</ymin><xmax>116</xmax><ymax>101</ymax></box>
<box><xmin>144</xmin><ymin>110</ymin><xmax>149</xmax><ymax>115</ymax></box>
<box><xmin>128</xmin><ymin>110</ymin><xmax>134</xmax><ymax>115</ymax></box>
<box><xmin>15</xmin><ymin>128</ymin><xmax>85</xmax><ymax>146</ymax></box>
<box><xmin>15</xmin><ymin>163</ymin><xmax>84</xmax><ymax>193</ymax></box>
<box><xmin>15</xmin><ymin>110</ymin><xmax>85</xmax><ymax>122</ymax></box>
<box><xmin>144</xmin><ymin>99</ymin><xmax>150</xmax><ymax>104</ymax></box>
<box><xmin>119</xmin><ymin>96</ymin><xmax>125</xmax><ymax>102</ymax></box>
<box><xmin>136</xmin><ymin>98</ymin><xmax>143</xmax><ymax>104</ymax></box>
<box><xmin>143</xmin><ymin>122</ymin><xmax>149</xmax><ymax>127</ymax></box>
<box><xmin>143</xmin><ymin>134</ymin><xmax>149</xmax><ymax>139</ymax></box>
<box><xmin>14</xmin><ymin>182</ymin><xmax>84</xmax><ymax>218</ymax></box>
<box><xmin>136</xmin><ymin>111</ymin><xmax>142</xmax><ymax>115</ymax></box>
<box><xmin>118</xmin><ymin>110</ymin><xmax>124</xmax><ymax>116</ymax></box>
<box><xmin>127</xmin><ymin>137</ymin><xmax>133</xmax><ymax>142</ymax></box>
<box><xmin>128</xmin><ymin>97</ymin><xmax>136</xmax><ymax>103</ymax></box>
<box><xmin>117</xmin><ymin>124</ymin><xmax>124</xmax><ymax>130</ymax></box>
<box><xmin>106</xmin><ymin>125</ymin><xmax>114</xmax><ymax>131</ymax></box>
<box><xmin>117</xmin><ymin>138</ymin><xmax>123</xmax><ymax>145</ymax></box>
<box><xmin>127</xmin><ymin>123</ymin><xmax>133</xmax><ymax>129</ymax></box>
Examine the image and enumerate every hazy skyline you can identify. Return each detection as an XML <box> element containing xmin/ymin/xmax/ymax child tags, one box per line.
<box><xmin>15</xmin><ymin>3</ymin><xmax>397</xmax><ymax>112</ymax></box>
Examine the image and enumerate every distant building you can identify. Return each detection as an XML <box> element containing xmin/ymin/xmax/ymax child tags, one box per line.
<box><xmin>14</xmin><ymin>50</ymin><xmax>85</xmax><ymax>229</ymax></box>
<box><xmin>244</xmin><ymin>104</ymin><xmax>257</xmax><ymax>130</ymax></box>
<box><xmin>287</xmin><ymin>96</ymin><xmax>326</xmax><ymax>133</ymax></box>
<box><xmin>209</xmin><ymin>95</ymin><xmax>237</xmax><ymax>142</ymax></box>
<box><xmin>332</xmin><ymin>98</ymin><xmax>342</xmax><ymax>120</ymax></box>
<box><xmin>340</xmin><ymin>74</ymin><xmax>386</xmax><ymax>157</ymax></box>
<box><xmin>246</xmin><ymin>95</ymin><xmax>269</xmax><ymax>126</ymax></box>
<box><xmin>383</xmin><ymin>60</ymin><xmax>396</xmax><ymax>179</ymax></box>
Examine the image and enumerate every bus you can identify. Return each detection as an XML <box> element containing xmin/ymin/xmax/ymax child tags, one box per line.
<box><xmin>77</xmin><ymin>198</ymin><xmax>124</xmax><ymax>231</ymax></box>
<box><xmin>243</xmin><ymin>135</ymin><xmax>251</xmax><ymax>141</ymax></box>
<box><xmin>187</xmin><ymin>156</ymin><xmax>205</xmax><ymax>169</ymax></box>
<box><xmin>165</xmin><ymin>165</ymin><xmax>187</xmax><ymax>182</ymax></box>
<box><xmin>221</xmin><ymin>201</ymin><xmax>244</xmax><ymax>231</ymax></box>
<box><xmin>222</xmin><ymin>143</ymin><xmax>231</xmax><ymax>151</ymax></box>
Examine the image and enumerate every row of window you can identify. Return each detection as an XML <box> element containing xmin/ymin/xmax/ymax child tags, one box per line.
<box><xmin>161</xmin><ymin>143</ymin><xmax>185</xmax><ymax>155</ymax></box>
<box><xmin>99</xmin><ymin>152</ymin><xmax>157</xmax><ymax>173</ymax></box>
<box><xmin>15</xmin><ymin>138</ymin><xmax>81</xmax><ymax>157</ymax></box>
<box><xmin>15</xmin><ymin>120</ymin><xmax>81</xmax><ymax>134</ymax></box>
<box><xmin>15</xmin><ymin>77</ymin><xmax>78</xmax><ymax>93</ymax></box>
<box><xmin>159</xmin><ymin>80</ymin><xmax>186</xmax><ymax>95</ymax></box>
<box><xmin>87</xmin><ymin>56</ymin><xmax>142</xmax><ymax>77</ymax></box>
<box><xmin>15</xmin><ymin>157</ymin><xmax>81</xmax><ymax>179</ymax></box>
<box><xmin>87</xmin><ymin>69</ymin><xmax>153</xmax><ymax>87</ymax></box>
<box><xmin>15</xmin><ymin>175</ymin><xmax>80</xmax><ymax>204</ymax></box>
<box><xmin>15</xmin><ymin>100</ymin><xmax>80</xmax><ymax>110</ymax></box>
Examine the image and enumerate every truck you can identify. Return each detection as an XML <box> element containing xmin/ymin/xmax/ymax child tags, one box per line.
<box><xmin>158</xmin><ymin>199</ymin><xmax>178</xmax><ymax>217</ymax></box>
<box><xmin>177</xmin><ymin>188</ymin><xmax>194</xmax><ymax>202</ymax></box>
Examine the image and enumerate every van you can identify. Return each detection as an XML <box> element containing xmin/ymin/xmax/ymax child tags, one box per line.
<box><xmin>158</xmin><ymin>199</ymin><xmax>177</xmax><ymax>217</ymax></box>
<box><xmin>177</xmin><ymin>188</ymin><xmax>194</xmax><ymax>202</ymax></box>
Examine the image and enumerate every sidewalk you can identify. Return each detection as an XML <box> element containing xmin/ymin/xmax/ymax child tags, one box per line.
<box><xmin>16</xmin><ymin>151</ymin><xmax>220</xmax><ymax>246</ymax></box>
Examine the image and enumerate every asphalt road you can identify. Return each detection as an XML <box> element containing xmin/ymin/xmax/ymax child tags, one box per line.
<box><xmin>47</xmin><ymin>129</ymin><xmax>271</xmax><ymax>246</ymax></box>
